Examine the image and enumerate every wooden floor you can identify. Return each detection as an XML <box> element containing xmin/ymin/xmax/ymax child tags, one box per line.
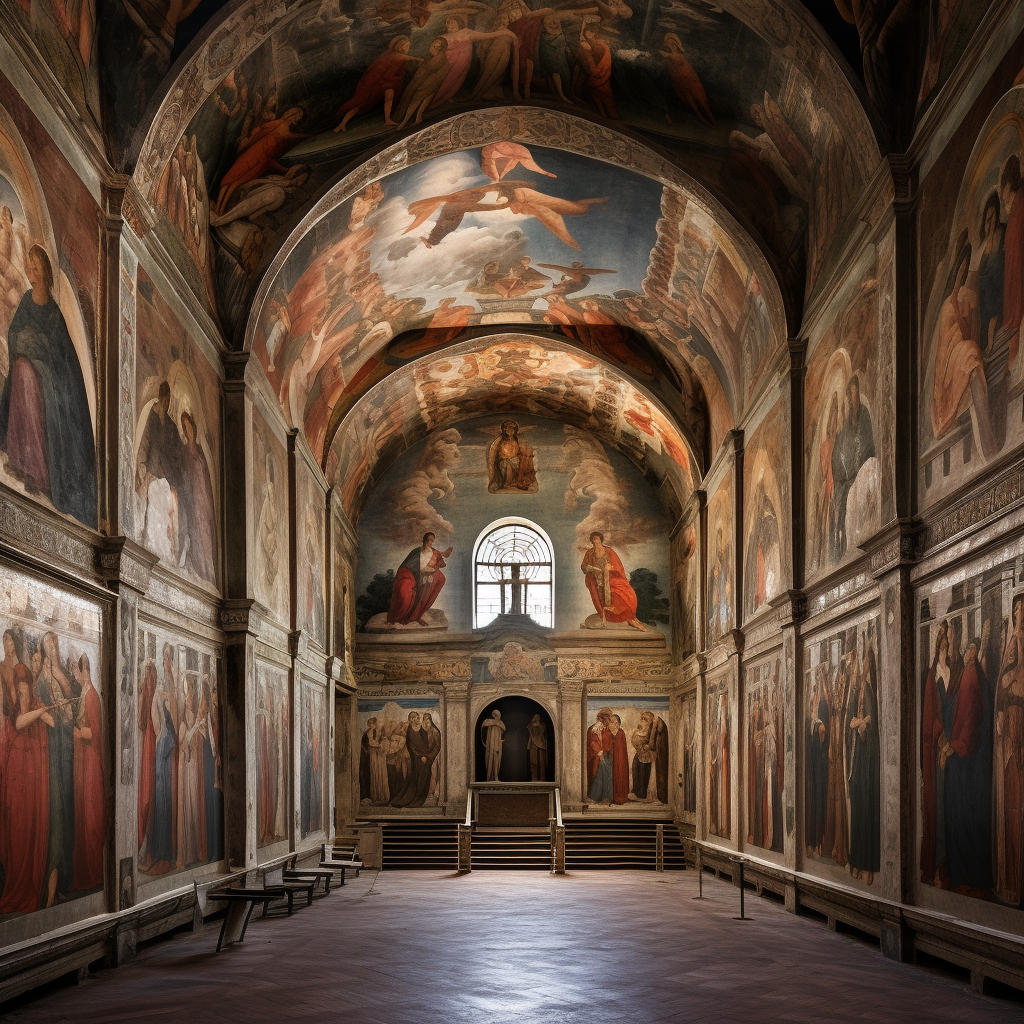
<box><xmin>5</xmin><ymin>869</ymin><xmax>1021</xmax><ymax>1023</ymax></box>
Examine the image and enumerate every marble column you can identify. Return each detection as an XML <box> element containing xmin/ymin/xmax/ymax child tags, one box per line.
<box><xmin>445</xmin><ymin>682</ymin><xmax>470</xmax><ymax>816</ymax></box>
<box><xmin>558</xmin><ymin>680</ymin><xmax>584</xmax><ymax>811</ymax></box>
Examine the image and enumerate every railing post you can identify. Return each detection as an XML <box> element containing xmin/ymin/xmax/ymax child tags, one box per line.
<box><xmin>457</xmin><ymin>824</ymin><xmax>472</xmax><ymax>874</ymax></box>
<box><xmin>693</xmin><ymin>844</ymin><xmax>705</xmax><ymax>900</ymax></box>
<box><xmin>656</xmin><ymin>824</ymin><xmax>664</xmax><ymax>872</ymax></box>
<box><xmin>550</xmin><ymin>820</ymin><xmax>565</xmax><ymax>874</ymax></box>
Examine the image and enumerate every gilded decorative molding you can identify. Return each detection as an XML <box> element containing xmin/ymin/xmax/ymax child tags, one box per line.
<box><xmin>97</xmin><ymin>537</ymin><xmax>157</xmax><ymax>595</ymax></box>
<box><xmin>0</xmin><ymin>492</ymin><xmax>96</xmax><ymax>574</ymax></box>
<box><xmin>557</xmin><ymin>656</ymin><xmax>671</xmax><ymax>680</ymax></box>
<box><xmin>353</xmin><ymin>658</ymin><xmax>472</xmax><ymax>683</ymax></box>
<box><xmin>925</xmin><ymin>462</ymin><xmax>1024</xmax><ymax>549</ymax></box>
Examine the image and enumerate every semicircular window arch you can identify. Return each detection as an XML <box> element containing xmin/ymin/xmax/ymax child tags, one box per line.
<box><xmin>473</xmin><ymin>519</ymin><xmax>554</xmax><ymax>629</ymax></box>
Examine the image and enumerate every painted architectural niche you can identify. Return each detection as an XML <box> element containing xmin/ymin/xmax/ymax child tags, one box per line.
<box><xmin>804</xmin><ymin>615</ymin><xmax>881</xmax><ymax>887</ymax></box>
<box><xmin>0</xmin><ymin>567</ymin><xmax>104</xmax><ymax>915</ymax></box>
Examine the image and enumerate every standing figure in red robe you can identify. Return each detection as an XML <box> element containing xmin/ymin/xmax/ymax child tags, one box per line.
<box><xmin>580</xmin><ymin>532</ymin><xmax>649</xmax><ymax>630</ymax></box>
<box><xmin>0</xmin><ymin>671</ymin><xmax>52</xmax><ymax>913</ymax></box>
<box><xmin>215</xmin><ymin>108</ymin><xmax>309</xmax><ymax>213</ymax></box>
<box><xmin>137</xmin><ymin>659</ymin><xmax>157</xmax><ymax>852</ymax></box>
<box><xmin>70</xmin><ymin>654</ymin><xmax>104</xmax><ymax>891</ymax></box>
<box><xmin>577</xmin><ymin>23</ymin><xmax>617</xmax><ymax>119</ymax></box>
<box><xmin>387</xmin><ymin>533</ymin><xmax>453</xmax><ymax>626</ymax></box>
<box><xmin>608</xmin><ymin>714</ymin><xmax>630</xmax><ymax>804</ymax></box>
<box><xmin>334</xmin><ymin>36</ymin><xmax>423</xmax><ymax>132</ymax></box>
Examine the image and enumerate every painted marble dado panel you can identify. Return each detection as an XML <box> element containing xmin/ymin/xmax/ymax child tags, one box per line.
<box><xmin>133</xmin><ymin>268</ymin><xmax>221</xmax><ymax>592</ymax></box>
<box><xmin>358</xmin><ymin>696</ymin><xmax>442</xmax><ymax>810</ymax></box>
<box><xmin>584</xmin><ymin>696</ymin><xmax>669</xmax><ymax>808</ymax></box>
<box><xmin>803</xmin><ymin>614</ymin><xmax>881</xmax><ymax>888</ymax></box>
<box><xmin>917</xmin><ymin>548</ymin><xmax>1024</xmax><ymax>911</ymax></box>
<box><xmin>136</xmin><ymin>627</ymin><xmax>223</xmax><ymax>879</ymax></box>
<box><xmin>0</xmin><ymin>565</ymin><xmax>104</xmax><ymax>918</ymax></box>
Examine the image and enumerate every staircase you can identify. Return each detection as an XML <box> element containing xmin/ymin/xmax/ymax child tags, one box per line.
<box><xmin>564</xmin><ymin>818</ymin><xmax>686</xmax><ymax>870</ymax></box>
<box><xmin>471</xmin><ymin>826</ymin><xmax>550</xmax><ymax>870</ymax></box>
<box><xmin>380</xmin><ymin>818</ymin><xmax>459</xmax><ymax>870</ymax></box>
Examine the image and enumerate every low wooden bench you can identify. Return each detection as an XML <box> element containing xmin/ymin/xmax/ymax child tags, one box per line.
<box><xmin>260</xmin><ymin>875</ymin><xmax>316</xmax><ymax>915</ymax></box>
<box><xmin>206</xmin><ymin>886</ymin><xmax>288</xmax><ymax>952</ymax></box>
<box><xmin>319</xmin><ymin>842</ymin><xmax>364</xmax><ymax>886</ymax></box>
<box><xmin>284</xmin><ymin>855</ymin><xmax>336</xmax><ymax>895</ymax></box>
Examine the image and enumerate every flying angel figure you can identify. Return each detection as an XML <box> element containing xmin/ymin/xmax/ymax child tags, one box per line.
<box><xmin>480</xmin><ymin>142</ymin><xmax>557</xmax><ymax>182</ymax></box>
<box><xmin>538</xmin><ymin>261</ymin><xmax>616</xmax><ymax>297</ymax></box>
<box><xmin>405</xmin><ymin>181</ymin><xmax>607</xmax><ymax>250</ymax></box>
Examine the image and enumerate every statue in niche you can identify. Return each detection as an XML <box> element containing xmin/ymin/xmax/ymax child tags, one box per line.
<box><xmin>527</xmin><ymin>714</ymin><xmax>548</xmax><ymax>781</ymax></box>
<box><xmin>486</xmin><ymin>420</ymin><xmax>538</xmax><ymax>493</ymax></box>
<box><xmin>481</xmin><ymin>709</ymin><xmax>505</xmax><ymax>781</ymax></box>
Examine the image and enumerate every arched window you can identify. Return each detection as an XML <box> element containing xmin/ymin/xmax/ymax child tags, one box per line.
<box><xmin>473</xmin><ymin>519</ymin><xmax>554</xmax><ymax>628</ymax></box>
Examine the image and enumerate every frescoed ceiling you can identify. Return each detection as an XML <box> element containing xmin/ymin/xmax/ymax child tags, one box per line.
<box><xmin>127</xmin><ymin>0</ymin><xmax>881</xmax><ymax>339</ymax></box>
<box><xmin>325</xmin><ymin>333</ymin><xmax>697</xmax><ymax>523</ymax></box>
<box><xmin>247</xmin><ymin>130</ymin><xmax>783</xmax><ymax>469</ymax></box>
<box><xmin>12</xmin><ymin>0</ymin><xmax>995</xmax><ymax>495</ymax></box>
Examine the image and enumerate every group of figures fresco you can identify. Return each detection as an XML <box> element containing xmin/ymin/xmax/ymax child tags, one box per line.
<box><xmin>746</xmin><ymin>660</ymin><xmax>783</xmax><ymax>853</ymax></box>
<box><xmin>584</xmin><ymin>699</ymin><xmax>668</xmax><ymax>806</ymax></box>
<box><xmin>300</xmin><ymin>683</ymin><xmax>326</xmax><ymax>837</ymax></box>
<box><xmin>679</xmin><ymin>690</ymin><xmax>697</xmax><ymax>814</ymax></box>
<box><xmin>0</xmin><ymin>575</ymin><xmax>103</xmax><ymax>915</ymax></box>
<box><xmin>805</xmin><ymin>617</ymin><xmax>881</xmax><ymax>885</ymax></box>
<box><xmin>137</xmin><ymin>632</ymin><xmax>223</xmax><ymax>875</ymax></box>
<box><xmin>919</xmin><ymin>558</ymin><xmax>1024</xmax><ymax>909</ymax></box>
<box><xmin>706</xmin><ymin>681</ymin><xmax>730</xmax><ymax>838</ymax></box>
<box><xmin>358</xmin><ymin>699</ymin><xmax>443</xmax><ymax>809</ymax></box>
<box><xmin>922</xmin><ymin>83</ymin><xmax>1024</xmax><ymax>499</ymax></box>
<box><xmin>256</xmin><ymin>665</ymin><xmax>290</xmax><ymax>847</ymax></box>
<box><xmin>0</xmin><ymin>130</ymin><xmax>96</xmax><ymax>532</ymax></box>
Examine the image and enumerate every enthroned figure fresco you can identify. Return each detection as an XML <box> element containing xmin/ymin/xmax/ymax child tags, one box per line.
<box><xmin>0</xmin><ymin>109</ymin><xmax>97</xmax><ymax>530</ymax></box>
<box><xmin>921</xmin><ymin>84</ymin><xmax>1024</xmax><ymax>506</ymax></box>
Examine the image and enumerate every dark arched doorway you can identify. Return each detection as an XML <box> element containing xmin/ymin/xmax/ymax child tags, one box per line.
<box><xmin>475</xmin><ymin>696</ymin><xmax>554</xmax><ymax>782</ymax></box>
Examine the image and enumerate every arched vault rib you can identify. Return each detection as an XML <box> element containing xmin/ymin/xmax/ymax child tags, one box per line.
<box><xmin>326</xmin><ymin>332</ymin><xmax>697</xmax><ymax>527</ymax></box>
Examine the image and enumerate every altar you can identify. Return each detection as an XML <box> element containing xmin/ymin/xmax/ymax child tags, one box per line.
<box><xmin>471</xmin><ymin>783</ymin><xmax>559</xmax><ymax>826</ymax></box>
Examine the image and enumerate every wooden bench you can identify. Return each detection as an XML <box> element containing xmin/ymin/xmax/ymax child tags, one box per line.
<box><xmin>283</xmin><ymin>855</ymin><xmax>336</xmax><ymax>895</ymax></box>
<box><xmin>206</xmin><ymin>886</ymin><xmax>289</xmax><ymax>952</ymax></box>
<box><xmin>320</xmin><ymin>842</ymin><xmax>364</xmax><ymax>886</ymax></box>
<box><xmin>260</xmin><ymin>874</ymin><xmax>316</xmax><ymax>915</ymax></box>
